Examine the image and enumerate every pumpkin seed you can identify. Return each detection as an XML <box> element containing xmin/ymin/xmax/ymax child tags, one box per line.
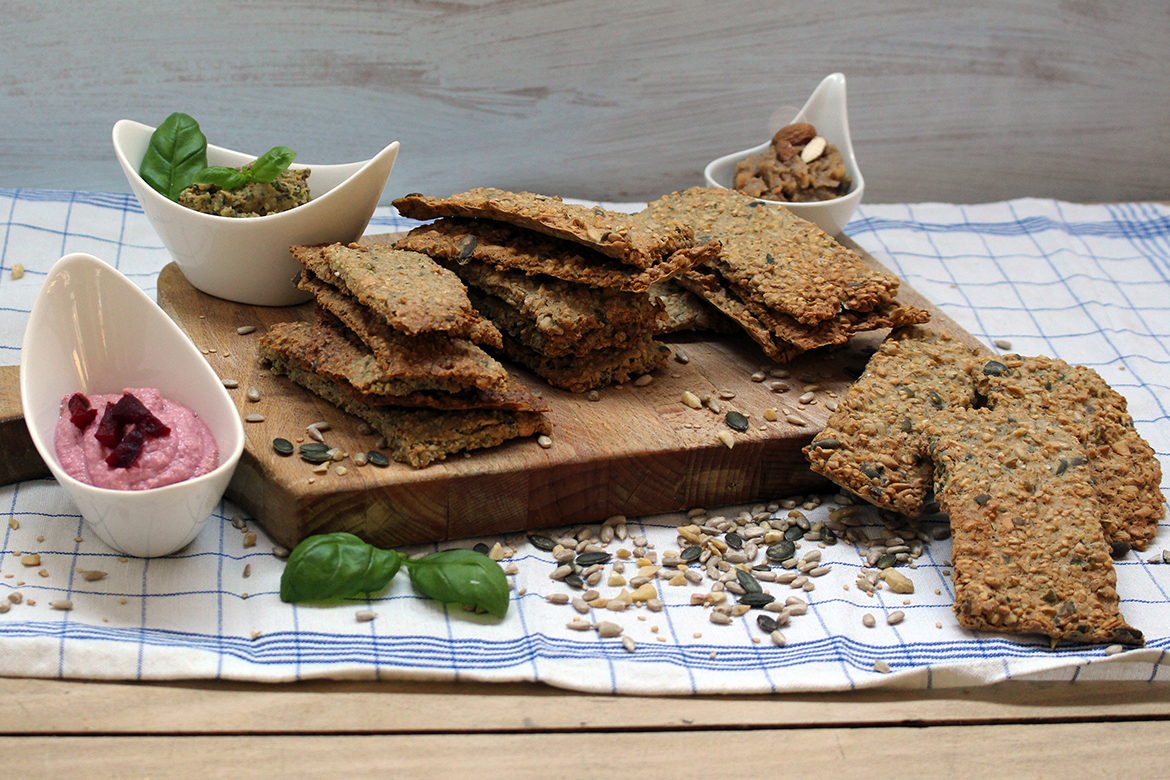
<box><xmin>725</xmin><ymin>410</ymin><xmax>750</xmax><ymax>432</ymax></box>
<box><xmin>272</xmin><ymin>437</ymin><xmax>294</xmax><ymax>456</ymax></box>
<box><xmin>725</xmin><ymin>532</ymin><xmax>744</xmax><ymax>550</ymax></box>
<box><xmin>766</xmin><ymin>540</ymin><xmax>796</xmax><ymax>562</ymax></box>
<box><xmin>739</xmin><ymin>592</ymin><xmax>775</xmax><ymax>608</ymax></box>
<box><xmin>757</xmin><ymin>614</ymin><xmax>780</xmax><ymax>633</ymax></box>
<box><xmin>473</xmin><ymin>542</ymin><xmax>490</xmax><ymax>555</ymax></box>
<box><xmin>820</xmin><ymin>525</ymin><xmax>838</xmax><ymax>545</ymax></box>
<box><xmin>576</xmin><ymin>551</ymin><xmax>612</xmax><ymax>566</ymax></box>
<box><xmin>527</xmin><ymin>534</ymin><xmax>557</xmax><ymax>551</ymax></box>
<box><xmin>367</xmin><ymin>451</ymin><xmax>390</xmax><ymax>468</ymax></box>
<box><xmin>680</xmin><ymin>545</ymin><xmax>703</xmax><ymax>563</ymax></box>
<box><xmin>784</xmin><ymin>525</ymin><xmax>805</xmax><ymax>541</ymax></box>
<box><xmin>735</xmin><ymin>569</ymin><xmax>763</xmax><ymax>594</ymax></box>
<box><xmin>299</xmin><ymin>442</ymin><xmax>329</xmax><ymax>453</ymax></box>
<box><xmin>876</xmin><ymin>553</ymin><xmax>897</xmax><ymax>569</ymax></box>
<box><xmin>564</xmin><ymin>573</ymin><xmax>585</xmax><ymax>589</ymax></box>
<box><xmin>299</xmin><ymin>449</ymin><xmax>332</xmax><ymax>464</ymax></box>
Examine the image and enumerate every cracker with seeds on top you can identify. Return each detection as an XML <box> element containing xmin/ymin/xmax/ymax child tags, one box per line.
<box><xmin>396</xmin><ymin>217</ymin><xmax>719</xmax><ymax>293</ymax></box>
<box><xmin>927</xmin><ymin>405</ymin><xmax>1143</xmax><ymax>646</ymax></box>
<box><xmin>393</xmin><ymin>188</ymin><xmax>698</xmax><ymax>270</ymax></box>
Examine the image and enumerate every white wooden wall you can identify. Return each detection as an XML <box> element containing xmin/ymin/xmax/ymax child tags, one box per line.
<box><xmin>2</xmin><ymin>0</ymin><xmax>1167</xmax><ymax>205</ymax></box>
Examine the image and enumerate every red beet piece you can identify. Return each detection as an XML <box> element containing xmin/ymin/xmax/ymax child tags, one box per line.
<box><xmin>94</xmin><ymin>402</ymin><xmax>123</xmax><ymax>448</ymax></box>
<box><xmin>67</xmin><ymin>392</ymin><xmax>97</xmax><ymax>430</ymax></box>
<box><xmin>112</xmin><ymin>392</ymin><xmax>171</xmax><ymax>439</ymax></box>
<box><xmin>105</xmin><ymin>425</ymin><xmax>146</xmax><ymax>469</ymax></box>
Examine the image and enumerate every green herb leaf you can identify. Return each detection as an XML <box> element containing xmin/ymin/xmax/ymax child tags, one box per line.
<box><xmin>139</xmin><ymin>112</ymin><xmax>208</xmax><ymax>201</ymax></box>
<box><xmin>279</xmin><ymin>532</ymin><xmax>402</xmax><ymax>603</ymax></box>
<box><xmin>247</xmin><ymin>145</ymin><xmax>297</xmax><ymax>183</ymax></box>
<box><xmin>405</xmin><ymin>549</ymin><xmax>509</xmax><ymax>618</ymax></box>
<box><xmin>191</xmin><ymin>166</ymin><xmax>250</xmax><ymax>190</ymax></box>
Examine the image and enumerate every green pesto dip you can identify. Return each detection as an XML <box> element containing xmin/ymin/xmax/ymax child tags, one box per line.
<box><xmin>178</xmin><ymin>167</ymin><xmax>311</xmax><ymax>217</ymax></box>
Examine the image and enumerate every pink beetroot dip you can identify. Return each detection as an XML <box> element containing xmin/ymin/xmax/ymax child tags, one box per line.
<box><xmin>54</xmin><ymin>388</ymin><xmax>219</xmax><ymax>490</ymax></box>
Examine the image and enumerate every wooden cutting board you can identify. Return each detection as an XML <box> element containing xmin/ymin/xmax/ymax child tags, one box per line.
<box><xmin>2</xmin><ymin>234</ymin><xmax>982</xmax><ymax>550</ymax></box>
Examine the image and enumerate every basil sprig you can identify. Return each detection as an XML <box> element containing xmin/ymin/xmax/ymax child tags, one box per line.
<box><xmin>192</xmin><ymin>145</ymin><xmax>297</xmax><ymax>190</ymax></box>
<box><xmin>279</xmin><ymin>533</ymin><xmax>510</xmax><ymax>618</ymax></box>
<box><xmin>139</xmin><ymin>112</ymin><xmax>208</xmax><ymax>201</ymax></box>
<box><xmin>279</xmin><ymin>532</ymin><xmax>402</xmax><ymax>603</ymax></box>
<box><xmin>405</xmin><ymin>548</ymin><xmax>510</xmax><ymax>619</ymax></box>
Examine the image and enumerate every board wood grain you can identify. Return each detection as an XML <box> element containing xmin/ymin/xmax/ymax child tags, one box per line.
<box><xmin>155</xmin><ymin>234</ymin><xmax>983</xmax><ymax>549</ymax></box>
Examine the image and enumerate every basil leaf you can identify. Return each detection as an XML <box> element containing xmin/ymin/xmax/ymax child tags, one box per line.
<box><xmin>279</xmin><ymin>532</ymin><xmax>402</xmax><ymax>603</ymax></box>
<box><xmin>191</xmin><ymin>166</ymin><xmax>250</xmax><ymax>190</ymax></box>
<box><xmin>247</xmin><ymin>145</ymin><xmax>297</xmax><ymax>183</ymax></box>
<box><xmin>139</xmin><ymin>112</ymin><xmax>208</xmax><ymax>201</ymax></box>
<box><xmin>405</xmin><ymin>549</ymin><xmax>509</xmax><ymax>618</ymax></box>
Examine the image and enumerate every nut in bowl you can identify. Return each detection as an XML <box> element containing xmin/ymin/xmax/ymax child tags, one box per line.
<box><xmin>20</xmin><ymin>253</ymin><xmax>245</xmax><ymax>558</ymax></box>
<box><xmin>703</xmin><ymin>73</ymin><xmax>864</xmax><ymax>237</ymax></box>
<box><xmin>113</xmin><ymin>118</ymin><xmax>400</xmax><ymax>306</ymax></box>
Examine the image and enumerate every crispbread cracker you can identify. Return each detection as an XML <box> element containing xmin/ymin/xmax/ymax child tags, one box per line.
<box><xmin>298</xmin><ymin>272</ymin><xmax>507</xmax><ymax>392</ymax></box>
<box><xmin>290</xmin><ymin>243</ymin><xmax>501</xmax><ymax>346</ymax></box>
<box><xmin>440</xmin><ymin>258</ymin><xmax>665</xmax><ymax>357</ymax></box>
<box><xmin>392</xmin><ymin>188</ymin><xmax>696</xmax><ymax>270</ymax></box>
<box><xmin>804</xmin><ymin>327</ymin><xmax>980</xmax><ymax>516</ymax></box>
<box><xmin>927</xmin><ymin>405</ymin><xmax>1143</xmax><ymax>646</ymax></box>
<box><xmin>976</xmin><ymin>354</ymin><xmax>1164</xmax><ymax>550</ymax></box>
<box><xmin>642</xmin><ymin>187</ymin><xmax>901</xmax><ymax>324</ymax></box>
<box><xmin>263</xmin><ymin>347</ymin><xmax>549</xmax><ymax>468</ymax></box>
<box><xmin>498</xmin><ymin>333</ymin><xmax>671</xmax><ymax>394</ymax></box>
<box><xmin>396</xmin><ymin>217</ymin><xmax>718</xmax><ymax>293</ymax></box>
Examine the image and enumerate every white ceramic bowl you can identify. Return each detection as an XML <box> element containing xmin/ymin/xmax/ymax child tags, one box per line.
<box><xmin>703</xmin><ymin>73</ymin><xmax>864</xmax><ymax>237</ymax></box>
<box><xmin>20</xmin><ymin>253</ymin><xmax>245</xmax><ymax>557</ymax></box>
<box><xmin>113</xmin><ymin>120</ymin><xmax>400</xmax><ymax>306</ymax></box>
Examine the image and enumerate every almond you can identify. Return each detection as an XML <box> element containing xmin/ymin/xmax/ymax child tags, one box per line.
<box><xmin>771</xmin><ymin>122</ymin><xmax>816</xmax><ymax>149</ymax></box>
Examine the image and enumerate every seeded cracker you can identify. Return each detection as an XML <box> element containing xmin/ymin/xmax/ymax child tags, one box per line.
<box><xmin>438</xmin><ymin>258</ymin><xmax>664</xmax><ymax>357</ymax></box>
<box><xmin>498</xmin><ymin>334</ymin><xmax>671</xmax><ymax>394</ymax></box>
<box><xmin>976</xmin><ymin>354</ymin><xmax>1164</xmax><ymax>550</ymax></box>
<box><xmin>396</xmin><ymin>217</ymin><xmax>719</xmax><ymax>293</ymax></box>
<box><xmin>259</xmin><ymin>319</ymin><xmax>544</xmax><ymax>412</ymax></box>
<box><xmin>927</xmin><ymin>406</ymin><xmax>1143</xmax><ymax>646</ymax></box>
<box><xmin>647</xmin><ymin>280</ymin><xmax>737</xmax><ymax>334</ymax></box>
<box><xmin>298</xmin><ymin>272</ymin><xmax>507</xmax><ymax>391</ymax></box>
<box><xmin>804</xmin><ymin>327</ymin><xmax>980</xmax><ymax>516</ymax></box>
<box><xmin>392</xmin><ymin>188</ymin><xmax>696</xmax><ymax>270</ymax></box>
<box><xmin>642</xmin><ymin>187</ymin><xmax>900</xmax><ymax>324</ymax></box>
<box><xmin>290</xmin><ymin>243</ymin><xmax>501</xmax><ymax>346</ymax></box>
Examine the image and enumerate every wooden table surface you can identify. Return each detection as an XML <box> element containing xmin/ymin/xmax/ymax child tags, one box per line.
<box><xmin>4</xmin><ymin>675</ymin><xmax>1169</xmax><ymax>777</ymax></box>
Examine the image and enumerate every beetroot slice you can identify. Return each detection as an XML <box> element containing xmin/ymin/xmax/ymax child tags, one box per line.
<box><xmin>67</xmin><ymin>392</ymin><xmax>97</xmax><ymax>430</ymax></box>
<box><xmin>94</xmin><ymin>402</ymin><xmax>123</xmax><ymax>448</ymax></box>
<box><xmin>105</xmin><ymin>425</ymin><xmax>146</xmax><ymax>469</ymax></box>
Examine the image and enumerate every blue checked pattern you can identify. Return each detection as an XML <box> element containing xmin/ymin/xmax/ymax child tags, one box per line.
<box><xmin>1</xmin><ymin>189</ymin><xmax>1167</xmax><ymax>693</ymax></box>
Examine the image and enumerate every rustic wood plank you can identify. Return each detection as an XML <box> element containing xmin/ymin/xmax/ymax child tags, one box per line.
<box><xmin>5</xmin><ymin>720</ymin><xmax>1169</xmax><ymax>779</ymax></box>
<box><xmin>5</xmin><ymin>677</ymin><xmax>1170</xmax><ymax>735</ymax></box>
<box><xmin>2</xmin><ymin>2</ymin><xmax>1166</xmax><ymax>205</ymax></box>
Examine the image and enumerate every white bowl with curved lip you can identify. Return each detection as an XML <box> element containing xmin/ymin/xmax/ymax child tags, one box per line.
<box><xmin>113</xmin><ymin>119</ymin><xmax>400</xmax><ymax>306</ymax></box>
<box><xmin>19</xmin><ymin>252</ymin><xmax>245</xmax><ymax>558</ymax></box>
<box><xmin>703</xmin><ymin>73</ymin><xmax>864</xmax><ymax>237</ymax></box>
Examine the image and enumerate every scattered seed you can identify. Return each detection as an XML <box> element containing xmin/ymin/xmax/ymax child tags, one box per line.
<box><xmin>80</xmin><ymin>570</ymin><xmax>107</xmax><ymax>582</ymax></box>
<box><xmin>717</xmin><ymin>430</ymin><xmax>736</xmax><ymax>449</ymax></box>
<box><xmin>770</xmin><ymin>630</ymin><xmax>786</xmax><ymax>646</ymax></box>
<box><xmin>595</xmin><ymin>621</ymin><xmax>623</xmax><ymax>638</ymax></box>
<box><xmin>528</xmin><ymin>534</ymin><xmax>557</xmax><ymax>552</ymax></box>
<box><xmin>784</xmin><ymin>412</ymin><xmax>807</xmax><ymax>427</ymax></box>
<box><xmin>272</xmin><ymin>438</ymin><xmax>294</xmax><ymax>456</ymax></box>
<box><xmin>537</xmin><ymin>434</ymin><xmax>553</xmax><ymax>449</ymax></box>
<box><xmin>887</xmin><ymin>610</ymin><xmax>905</xmax><ymax>625</ymax></box>
<box><xmin>355</xmin><ymin>610</ymin><xmax>377</xmax><ymax>623</ymax></box>
<box><xmin>622</xmin><ymin>636</ymin><xmax>636</xmax><ymax>652</ymax></box>
<box><xmin>222</xmin><ymin>379</ymin><xmax>240</xmax><ymax>389</ymax></box>
<box><xmin>725</xmin><ymin>411</ymin><xmax>750</xmax><ymax>432</ymax></box>
<box><xmin>21</xmin><ymin>554</ymin><xmax>40</xmax><ymax>567</ymax></box>
<box><xmin>874</xmin><ymin>659</ymin><xmax>891</xmax><ymax>674</ymax></box>
<box><xmin>709</xmin><ymin>611</ymin><xmax>732</xmax><ymax>625</ymax></box>
<box><xmin>236</xmin><ymin>325</ymin><xmax>256</xmax><ymax>335</ymax></box>
<box><xmin>11</xmin><ymin>263</ymin><xmax>25</xmax><ymax>280</ymax></box>
<box><xmin>862</xmin><ymin>613</ymin><xmax>876</xmax><ymax>628</ymax></box>
<box><xmin>367</xmin><ymin>451</ymin><xmax>390</xmax><ymax>468</ymax></box>
<box><xmin>50</xmin><ymin>600</ymin><xmax>73</xmax><ymax>611</ymax></box>
<box><xmin>681</xmin><ymin>390</ymin><xmax>702</xmax><ymax>409</ymax></box>
<box><xmin>7</xmin><ymin>517</ymin><xmax>17</xmax><ymax>530</ymax></box>
<box><xmin>244</xmin><ymin>413</ymin><xmax>265</xmax><ymax>423</ymax></box>
<box><xmin>243</xmin><ymin>532</ymin><xmax>257</xmax><ymax>548</ymax></box>
<box><xmin>634</xmin><ymin>374</ymin><xmax>653</xmax><ymax>387</ymax></box>
<box><xmin>993</xmin><ymin>338</ymin><xmax>1012</xmax><ymax>350</ymax></box>
<box><xmin>587</xmin><ymin>390</ymin><xmax>601</xmax><ymax>402</ymax></box>
<box><xmin>567</xmin><ymin>617</ymin><xmax>592</xmax><ymax>631</ymax></box>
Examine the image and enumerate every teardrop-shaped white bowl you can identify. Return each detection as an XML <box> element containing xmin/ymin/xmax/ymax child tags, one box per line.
<box><xmin>114</xmin><ymin>120</ymin><xmax>400</xmax><ymax>306</ymax></box>
<box><xmin>703</xmin><ymin>73</ymin><xmax>864</xmax><ymax>236</ymax></box>
<box><xmin>20</xmin><ymin>253</ymin><xmax>245</xmax><ymax>557</ymax></box>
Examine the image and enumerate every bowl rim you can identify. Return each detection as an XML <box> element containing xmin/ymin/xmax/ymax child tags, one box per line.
<box><xmin>112</xmin><ymin>118</ymin><xmax>399</xmax><ymax>226</ymax></box>
<box><xmin>19</xmin><ymin>252</ymin><xmax>245</xmax><ymax>498</ymax></box>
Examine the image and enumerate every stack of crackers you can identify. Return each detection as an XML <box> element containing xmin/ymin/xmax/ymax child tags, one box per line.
<box><xmin>805</xmin><ymin>326</ymin><xmax>1164</xmax><ymax>646</ymax></box>
<box><xmin>641</xmin><ymin>187</ymin><xmax>932</xmax><ymax>362</ymax></box>
<box><xmin>392</xmin><ymin>188</ymin><xmax>726</xmax><ymax>392</ymax></box>
<box><xmin>257</xmin><ymin>242</ymin><xmax>550</xmax><ymax>468</ymax></box>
